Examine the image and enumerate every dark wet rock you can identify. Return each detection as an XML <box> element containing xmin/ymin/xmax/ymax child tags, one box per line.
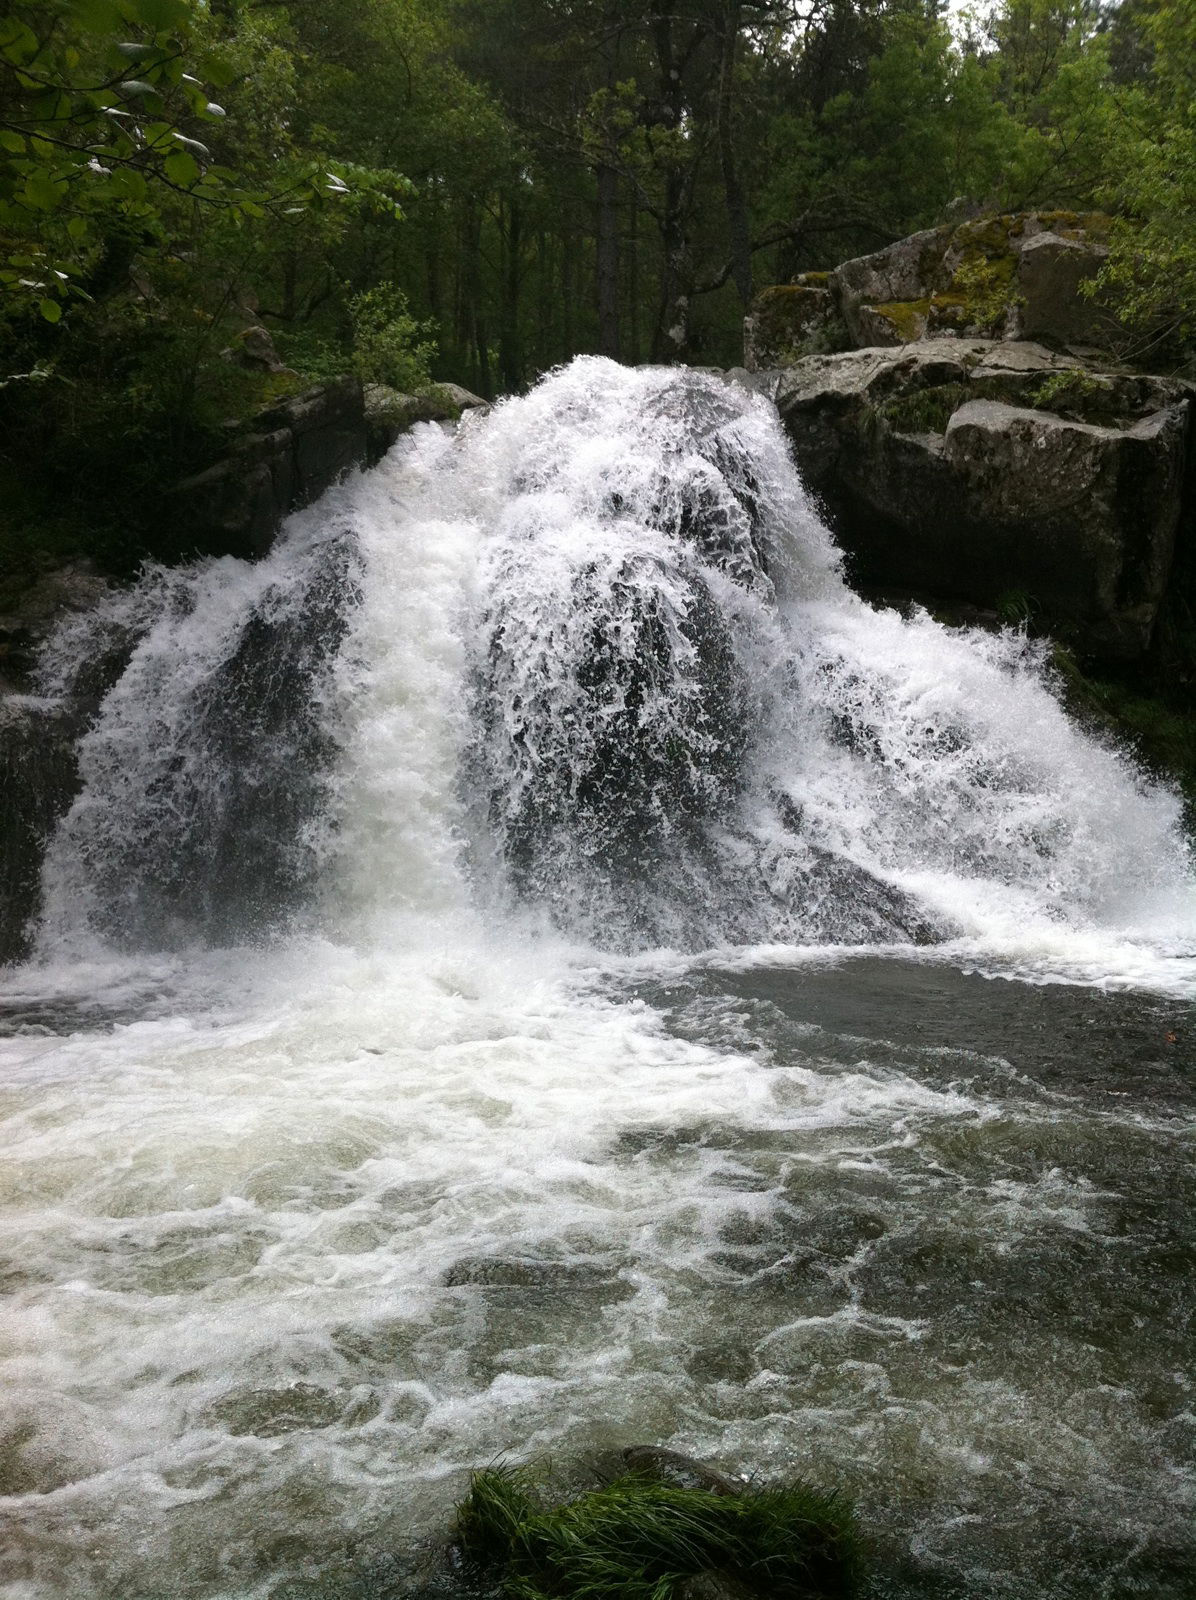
<box><xmin>621</xmin><ymin>1445</ymin><xmax>746</xmax><ymax>1497</ymax></box>
<box><xmin>764</xmin><ymin>791</ymin><xmax>945</xmax><ymax>945</ymax></box>
<box><xmin>800</xmin><ymin>846</ymin><xmax>943</xmax><ymax>946</ymax></box>
<box><xmin>171</xmin><ymin>377</ymin><xmax>368</xmax><ymax>561</ymax></box>
<box><xmin>762</xmin><ymin>339</ymin><xmax>1191</xmax><ymax>661</ymax></box>
<box><xmin>0</xmin><ymin>562</ymin><xmax>112</xmax><ymax>692</ymax></box>
<box><xmin>0</xmin><ymin>564</ymin><xmax>129</xmax><ymax>963</ymax></box>
<box><xmin>477</xmin><ymin>552</ymin><xmax>750</xmax><ymax>900</ymax></box>
<box><xmin>72</xmin><ymin>532</ymin><xmax>359</xmax><ymax>952</ymax></box>
<box><xmin>0</xmin><ymin>711</ymin><xmax>80</xmax><ymax>966</ymax></box>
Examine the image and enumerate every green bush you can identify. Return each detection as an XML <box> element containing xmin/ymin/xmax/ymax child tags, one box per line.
<box><xmin>348</xmin><ymin>284</ymin><xmax>437</xmax><ymax>392</ymax></box>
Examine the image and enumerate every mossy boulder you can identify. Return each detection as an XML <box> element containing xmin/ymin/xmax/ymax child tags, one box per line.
<box><xmin>780</xmin><ymin>212</ymin><xmax>1116</xmax><ymax>358</ymax></box>
<box><xmin>746</xmin><ymin>213</ymin><xmax>1122</xmax><ymax>372</ymax></box>
<box><xmin>743</xmin><ymin>282</ymin><xmax>837</xmax><ymax>368</ymax></box>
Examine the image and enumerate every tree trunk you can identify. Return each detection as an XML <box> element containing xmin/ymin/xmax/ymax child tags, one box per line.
<box><xmin>596</xmin><ymin>162</ymin><xmax>621</xmax><ymax>358</ymax></box>
<box><xmin>717</xmin><ymin>0</ymin><xmax>753</xmax><ymax>307</ymax></box>
<box><xmin>649</xmin><ymin>10</ymin><xmax>692</xmax><ymax>361</ymax></box>
<box><xmin>499</xmin><ymin>195</ymin><xmax>524</xmax><ymax>391</ymax></box>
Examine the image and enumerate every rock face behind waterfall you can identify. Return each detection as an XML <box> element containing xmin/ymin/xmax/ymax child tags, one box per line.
<box><xmin>744</xmin><ymin>213</ymin><xmax>1193</xmax><ymax>664</ymax></box>
<box><xmin>35</xmin><ymin>529</ymin><xmax>360</xmax><ymax>953</ymax></box>
<box><xmin>0</xmin><ymin>565</ymin><xmax>128</xmax><ymax>964</ymax></box>
<box><xmin>467</xmin><ymin>372</ymin><xmax>768</xmax><ymax>936</ymax></box>
<box><xmin>757</xmin><ymin>341</ymin><xmax>1189</xmax><ymax>660</ymax></box>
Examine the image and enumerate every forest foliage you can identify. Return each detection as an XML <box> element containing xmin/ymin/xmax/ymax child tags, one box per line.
<box><xmin>0</xmin><ymin>0</ymin><xmax>1192</xmax><ymax>573</ymax></box>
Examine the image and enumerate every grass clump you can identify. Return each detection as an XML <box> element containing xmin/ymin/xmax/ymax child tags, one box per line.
<box><xmin>1028</xmin><ymin>368</ymin><xmax>1108</xmax><ymax>420</ymax></box>
<box><xmin>877</xmin><ymin>380</ymin><xmax>971</xmax><ymax>435</ymax></box>
<box><xmin>454</xmin><ymin>1463</ymin><xmax>863</xmax><ymax>1600</ymax></box>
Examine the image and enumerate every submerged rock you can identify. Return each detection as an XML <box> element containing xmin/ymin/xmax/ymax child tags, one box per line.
<box><xmin>444</xmin><ymin>1256</ymin><xmax>623</xmax><ymax>1291</ymax></box>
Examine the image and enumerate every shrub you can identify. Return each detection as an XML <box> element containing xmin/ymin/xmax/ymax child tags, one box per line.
<box><xmin>347</xmin><ymin>284</ymin><xmax>437</xmax><ymax>392</ymax></box>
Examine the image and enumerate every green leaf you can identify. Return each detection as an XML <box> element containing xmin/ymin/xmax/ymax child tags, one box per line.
<box><xmin>67</xmin><ymin>216</ymin><xmax>88</xmax><ymax>239</ymax></box>
<box><xmin>163</xmin><ymin>149</ymin><xmax>198</xmax><ymax>186</ymax></box>
<box><xmin>70</xmin><ymin>0</ymin><xmax>123</xmax><ymax>34</ymax></box>
<box><xmin>198</xmin><ymin>51</ymin><xmax>236</xmax><ymax>89</ymax></box>
<box><xmin>22</xmin><ymin>172</ymin><xmax>69</xmax><ymax>211</ymax></box>
<box><xmin>108</xmin><ymin>168</ymin><xmax>147</xmax><ymax>200</ymax></box>
<box><xmin>0</xmin><ymin>130</ymin><xmax>25</xmax><ymax>154</ymax></box>
<box><xmin>39</xmin><ymin>298</ymin><xmax>62</xmax><ymax>323</ymax></box>
<box><xmin>0</xmin><ymin>19</ymin><xmax>39</xmax><ymax>63</ymax></box>
<box><xmin>129</xmin><ymin>0</ymin><xmax>192</xmax><ymax>30</ymax></box>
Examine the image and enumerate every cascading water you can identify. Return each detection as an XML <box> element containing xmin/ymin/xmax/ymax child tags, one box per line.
<box><xmin>1</xmin><ymin>358</ymin><xmax>1193</xmax><ymax>1600</ymax></box>
<box><xmin>32</xmin><ymin>357</ymin><xmax>1194</xmax><ymax>961</ymax></box>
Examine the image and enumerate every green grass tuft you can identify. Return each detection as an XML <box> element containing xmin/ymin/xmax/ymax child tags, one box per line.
<box><xmin>455</xmin><ymin>1464</ymin><xmax>863</xmax><ymax>1600</ymax></box>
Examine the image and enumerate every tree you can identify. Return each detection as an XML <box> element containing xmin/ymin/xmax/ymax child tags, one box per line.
<box><xmin>1094</xmin><ymin>0</ymin><xmax>1196</xmax><ymax>358</ymax></box>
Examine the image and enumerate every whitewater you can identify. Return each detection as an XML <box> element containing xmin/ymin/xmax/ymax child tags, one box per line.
<box><xmin>1</xmin><ymin>358</ymin><xmax>1193</xmax><ymax>1598</ymax></box>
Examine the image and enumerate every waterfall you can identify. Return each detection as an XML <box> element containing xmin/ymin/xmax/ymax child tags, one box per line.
<box><xmin>5</xmin><ymin>358</ymin><xmax>1195</xmax><ymax>1600</ymax></box>
<box><xmin>29</xmin><ymin>356</ymin><xmax>1195</xmax><ymax>963</ymax></box>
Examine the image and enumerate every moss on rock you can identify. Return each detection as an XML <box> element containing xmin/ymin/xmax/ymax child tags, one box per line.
<box><xmin>868</xmin><ymin>299</ymin><xmax>930</xmax><ymax>342</ymax></box>
<box><xmin>746</xmin><ymin>284</ymin><xmax>838</xmax><ymax>367</ymax></box>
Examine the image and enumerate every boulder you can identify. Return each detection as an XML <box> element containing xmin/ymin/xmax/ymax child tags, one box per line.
<box><xmin>745</xmin><ymin>212</ymin><xmax>1118</xmax><ymax>368</ymax></box>
<box><xmin>1017</xmin><ymin>230</ymin><xmax>1114</xmax><ymax>346</ymax></box>
<box><xmin>364</xmin><ymin>380</ymin><xmax>488</xmax><ymax>455</ymax></box>
<box><xmin>835</xmin><ymin>226</ymin><xmax>948</xmax><ymax>343</ymax></box>
<box><xmin>766</xmin><ymin>339</ymin><xmax>1191</xmax><ymax>659</ymax></box>
<box><xmin>171</xmin><ymin>376</ymin><xmax>367</xmax><ymax>560</ymax></box>
<box><xmin>742</xmin><ymin>280</ymin><xmax>835</xmax><ymax>369</ymax></box>
<box><xmin>224</xmin><ymin>323</ymin><xmax>295</xmax><ymax>374</ymax></box>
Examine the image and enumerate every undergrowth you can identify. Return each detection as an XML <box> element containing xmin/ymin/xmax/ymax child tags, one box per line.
<box><xmin>454</xmin><ymin>1464</ymin><xmax>863</xmax><ymax>1600</ymax></box>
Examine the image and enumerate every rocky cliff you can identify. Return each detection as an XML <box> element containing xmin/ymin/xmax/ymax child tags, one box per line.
<box><xmin>743</xmin><ymin>214</ymin><xmax>1193</xmax><ymax>667</ymax></box>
